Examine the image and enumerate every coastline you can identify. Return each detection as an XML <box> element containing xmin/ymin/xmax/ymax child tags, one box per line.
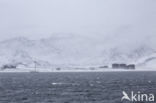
<box><xmin>0</xmin><ymin>68</ymin><xmax>156</xmax><ymax>73</ymax></box>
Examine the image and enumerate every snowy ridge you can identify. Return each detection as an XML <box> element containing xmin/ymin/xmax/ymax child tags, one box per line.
<box><xmin>0</xmin><ymin>36</ymin><xmax>156</xmax><ymax>70</ymax></box>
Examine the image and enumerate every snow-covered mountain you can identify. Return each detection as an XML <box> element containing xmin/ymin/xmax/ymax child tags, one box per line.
<box><xmin>0</xmin><ymin>35</ymin><xmax>156</xmax><ymax>69</ymax></box>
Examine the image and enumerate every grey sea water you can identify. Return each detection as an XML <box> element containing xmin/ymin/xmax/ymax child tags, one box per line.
<box><xmin>0</xmin><ymin>72</ymin><xmax>156</xmax><ymax>103</ymax></box>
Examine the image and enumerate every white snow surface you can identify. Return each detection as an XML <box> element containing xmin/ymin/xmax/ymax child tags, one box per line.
<box><xmin>0</xmin><ymin>36</ymin><xmax>156</xmax><ymax>71</ymax></box>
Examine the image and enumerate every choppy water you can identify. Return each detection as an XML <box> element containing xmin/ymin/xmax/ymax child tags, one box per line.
<box><xmin>0</xmin><ymin>72</ymin><xmax>156</xmax><ymax>103</ymax></box>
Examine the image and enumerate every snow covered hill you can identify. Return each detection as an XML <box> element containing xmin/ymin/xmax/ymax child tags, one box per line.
<box><xmin>0</xmin><ymin>35</ymin><xmax>155</xmax><ymax>70</ymax></box>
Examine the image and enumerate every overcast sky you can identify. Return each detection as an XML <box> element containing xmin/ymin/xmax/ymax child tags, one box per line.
<box><xmin>0</xmin><ymin>0</ymin><xmax>156</xmax><ymax>42</ymax></box>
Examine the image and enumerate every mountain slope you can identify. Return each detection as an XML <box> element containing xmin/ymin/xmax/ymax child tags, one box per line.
<box><xmin>0</xmin><ymin>36</ymin><xmax>155</xmax><ymax>69</ymax></box>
